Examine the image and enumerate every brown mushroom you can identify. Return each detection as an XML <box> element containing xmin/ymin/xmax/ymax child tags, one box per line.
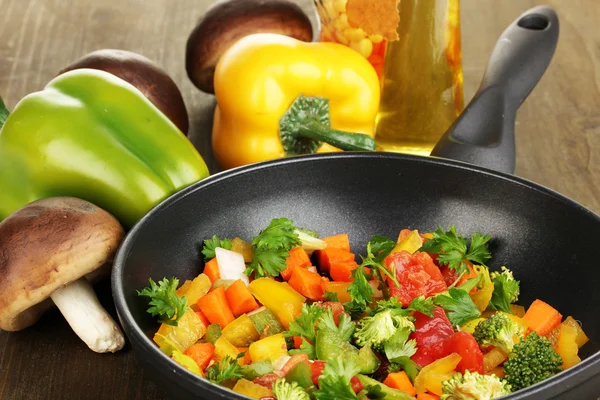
<box><xmin>185</xmin><ymin>0</ymin><xmax>315</xmax><ymax>94</ymax></box>
<box><xmin>0</xmin><ymin>197</ymin><xmax>126</xmax><ymax>353</ymax></box>
<box><xmin>59</xmin><ymin>49</ymin><xmax>190</xmax><ymax>135</ymax></box>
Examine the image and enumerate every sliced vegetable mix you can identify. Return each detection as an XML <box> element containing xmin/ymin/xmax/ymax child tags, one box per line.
<box><xmin>138</xmin><ymin>219</ymin><xmax>589</xmax><ymax>399</ymax></box>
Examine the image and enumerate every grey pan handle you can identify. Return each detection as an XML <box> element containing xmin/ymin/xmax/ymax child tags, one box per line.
<box><xmin>430</xmin><ymin>6</ymin><xmax>559</xmax><ymax>174</ymax></box>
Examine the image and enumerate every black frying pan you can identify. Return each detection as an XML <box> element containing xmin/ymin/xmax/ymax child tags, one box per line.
<box><xmin>112</xmin><ymin>6</ymin><xmax>600</xmax><ymax>400</ymax></box>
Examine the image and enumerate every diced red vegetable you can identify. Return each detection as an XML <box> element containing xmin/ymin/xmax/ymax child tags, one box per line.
<box><xmin>385</xmin><ymin>251</ymin><xmax>447</xmax><ymax>306</ymax></box>
<box><xmin>310</xmin><ymin>360</ymin><xmax>326</xmax><ymax>385</ymax></box>
<box><xmin>440</xmin><ymin>331</ymin><xmax>484</xmax><ymax>374</ymax></box>
<box><xmin>410</xmin><ymin>307</ymin><xmax>455</xmax><ymax>367</ymax></box>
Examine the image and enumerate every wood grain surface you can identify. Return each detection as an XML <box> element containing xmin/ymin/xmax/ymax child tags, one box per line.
<box><xmin>0</xmin><ymin>0</ymin><xmax>599</xmax><ymax>399</ymax></box>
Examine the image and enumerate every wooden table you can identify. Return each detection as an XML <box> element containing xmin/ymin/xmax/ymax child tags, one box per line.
<box><xmin>0</xmin><ymin>0</ymin><xmax>598</xmax><ymax>398</ymax></box>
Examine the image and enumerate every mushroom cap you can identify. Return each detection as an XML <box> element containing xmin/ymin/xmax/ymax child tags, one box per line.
<box><xmin>0</xmin><ymin>197</ymin><xmax>125</xmax><ymax>331</ymax></box>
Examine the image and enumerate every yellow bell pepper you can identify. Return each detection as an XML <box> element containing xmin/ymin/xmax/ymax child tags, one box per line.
<box><xmin>214</xmin><ymin>336</ymin><xmax>243</xmax><ymax>364</ymax></box>
<box><xmin>222</xmin><ymin>314</ymin><xmax>260</xmax><ymax>347</ymax></box>
<box><xmin>414</xmin><ymin>353</ymin><xmax>462</xmax><ymax>395</ymax></box>
<box><xmin>153</xmin><ymin>309</ymin><xmax>206</xmax><ymax>354</ymax></box>
<box><xmin>248</xmin><ymin>333</ymin><xmax>289</xmax><ymax>364</ymax></box>
<box><xmin>212</xmin><ymin>33</ymin><xmax>381</xmax><ymax>170</ymax></box>
<box><xmin>249</xmin><ymin>278</ymin><xmax>306</xmax><ymax>329</ymax></box>
<box><xmin>392</xmin><ymin>230</ymin><xmax>424</xmax><ymax>254</ymax></box>
<box><xmin>554</xmin><ymin>323</ymin><xmax>581</xmax><ymax>369</ymax></box>
<box><xmin>232</xmin><ymin>379</ymin><xmax>273</xmax><ymax>399</ymax></box>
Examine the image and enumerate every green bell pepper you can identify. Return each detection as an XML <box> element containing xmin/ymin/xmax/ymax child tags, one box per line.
<box><xmin>0</xmin><ymin>69</ymin><xmax>209</xmax><ymax>228</ymax></box>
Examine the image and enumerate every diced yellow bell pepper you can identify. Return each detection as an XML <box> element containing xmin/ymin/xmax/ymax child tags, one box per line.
<box><xmin>392</xmin><ymin>230</ymin><xmax>423</xmax><ymax>254</ymax></box>
<box><xmin>414</xmin><ymin>353</ymin><xmax>462</xmax><ymax>396</ymax></box>
<box><xmin>249</xmin><ymin>278</ymin><xmax>306</xmax><ymax>329</ymax></box>
<box><xmin>171</xmin><ymin>350</ymin><xmax>203</xmax><ymax>376</ymax></box>
<box><xmin>483</xmin><ymin>348</ymin><xmax>508</xmax><ymax>373</ymax></box>
<box><xmin>486</xmin><ymin>366</ymin><xmax>505</xmax><ymax>379</ymax></box>
<box><xmin>510</xmin><ymin>304</ymin><xmax>526</xmax><ymax>317</ymax></box>
<box><xmin>460</xmin><ymin>317</ymin><xmax>486</xmax><ymax>334</ymax></box>
<box><xmin>154</xmin><ymin>309</ymin><xmax>206</xmax><ymax>354</ymax></box>
<box><xmin>222</xmin><ymin>314</ymin><xmax>261</xmax><ymax>347</ymax></box>
<box><xmin>470</xmin><ymin>265</ymin><xmax>494</xmax><ymax>312</ymax></box>
<box><xmin>180</xmin><ymin>273</ymin><xmax>212</xmax><ymax>309</ymax></box>
<box><xmin>231</xmin><ymin>237</ymin><xmax>254</xmax><ymax>263</ymax></box>
<box><xmin>232</xmin><ymin>379</ymin><xmax>273</xmax><ymax>399</ymax></box>
<box><xmin>248</xmin><ymin>333</ymin><xmax>289</xmax><ymax>364</ymax></box>
<box><xmin>214</xmin><ymin>336</ymin><xmax>242</xmax><ymax>364</ymax></box>
<box><xmin>554</xmin><ymin>323</ymin><xmax>581</xmax><ymax>369</ymax></box>
<box><xmin>176</xmin><ymin>280</ymin><xmax>193</xmax><ymax>297</ymax></box>
<box><xmin>548</xmin><ymin>316</ymin><xmax>590</xmax><ymax>349</ymax></box>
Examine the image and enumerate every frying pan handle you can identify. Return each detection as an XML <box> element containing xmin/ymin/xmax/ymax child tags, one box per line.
<box><xmin>430</xmin><ymin>6</ymin><xmax>559</xmax><ymax>174</ymax></box>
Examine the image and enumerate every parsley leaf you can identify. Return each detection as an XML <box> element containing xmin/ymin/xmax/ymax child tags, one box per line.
<box><xmin>489</xmin><ymin>267</ymin><xmax>520</xmax><ymax>313</ymax></box>
<box><xmin>201</xmin><ymin>234</ymin><xmax>232</xmax><ymax>261</ymax></box>
<box><xmin>368</xmin><ymin>235</ymin><xmax>396</xmax><ymax>262</ymax></box>
<box><xmin>244</xmin><ymin>218</ymin><xmax>301</xmax><ymax>278</ymax></box>
<box><xmin>314</xmin><ymin>357</ymin><xmax>361</xmax><ymax>400</ymax></box>
<box><xmin>137</xmin><ymin>277</ymin><xmax>189</xmax><ymax>326</ymax></box>
<box><xmin>433</xmin><ymin>288</ymin><xmax>481</xmax><ymax>326</ymax></box>
<box><xmin>205</xmin><ymin>354</ymin><xmax>244</xmax><ymax>385</ymax></box>
<box><xmin>419</xmin><ymin>226</ymin><xmax>492</xmax><ymax>275</ymax></box>
<box><xmin>384</xmin><ymin>328</ymin><xmax>420</xmax><ymax>381</ymax></box>
<box><xmin>323</xmin><ymin>291</ymin><xmax>340</xmax><ymax>302</ymax></box>
<box><xmin>406</xmin><ymin>296</ymin><xmax>435</xmax><ymax>317</ymax></box>
<box><xmin>289</xmin><ymin>339</ymin><xmax>317</xmax><ymax>360</ymax></box>
<box><xmin>284</xmin><ymin>303</ymin><xmax>326</xmax><ymax>344</ymax></box>
<box><xmin>372</xmin><ymin>296</ymin><xmax>435</xmax><ymax>318</ymax></box>
<box><xmin>344</xmin><ymin>265</ymin><xmax>373</xmax><ymax>317</ymax></box>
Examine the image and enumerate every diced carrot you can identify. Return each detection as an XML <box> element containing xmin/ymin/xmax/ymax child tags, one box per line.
<box><xmin>417</xmin><ymin>393</ymin><xmax>440</xmax><ymax>400</ymax></box>
<box><xmin>225</xmin><ymin>279</ymin><xmax>259</xmax><ymax>316</ymax></box>
<box><xmin>314</xmin><ymin>247</ymin><xmax>355</xmax><ymax>273</ymax></box>
<box><xmin>456</xmin><ymin>261</ymin><xmax>479</xmax><ymax>290</ymax></box>
<box><xmin>281</xmin><ymin>247</ymin><xmax>311</xmax><ymax>281</ymax></box>
<box><xmin>330</xmin><ymin>259</ymin><xmax>360</xmax><ymax>282</ymax></box>
<box><xmin>322</xmin><ymin>234</ymin><xmax>351</xmax><ymax>252</ymax></box>
<box><xmin>322</xmin><ymin>281</ymin><xmax>352</xmax><ymax>303</ymax></box>
<box><xmin>292</xmin><ymin>336</ymin><xmax>304</xmax><ymax>349</ymax></box>
<box><xmin>203</xmin><ymin>258</ymin><xmax>220</xmax><ymax>284</ymax></box>
<box><xmin>237</xmin><ymin>347</ymin><xmax>253</xmax><ymax>365</ymax></box>
<box><xmin>195</xmin><ymin>310</ymin><xmax>210</xmax><ymax>327</ymax></box>
<box><xmin>184</xmin><ymin>342</ymin><xmax>215</xmax><ymax>371</ymax></box>
<box><xmin>197</xmin><ymin>286</ymin><xmax>235</xmax><ymax>329</ymax></box>
<box><xmin>522</xmin><ymin>299</ymin><xmax>563</xmax><ymax>336</ymax></box>
<box><xmin>288</xmin><ymin>267</ymin><xmax>324</xmax><ymax>301</ymax></box>
<box><xmin>383</xmin><ymin>371</ymin><xmax>417</xmax><ymax>396</ymax></box>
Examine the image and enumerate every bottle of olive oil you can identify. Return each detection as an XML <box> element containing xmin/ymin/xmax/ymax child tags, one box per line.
<box><xmin>375</xmin><ymin>0</ymin><xmax>464</xmax><ymax>156</ymax></box>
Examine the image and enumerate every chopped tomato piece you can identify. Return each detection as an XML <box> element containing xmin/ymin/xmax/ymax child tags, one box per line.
<box><xmin>385</xmin><ymin>251</ymin><xmax>447</xmax><ymax>306</ymax></box>
<box><xmin>410</xmin><ymin>307</ymin><xmax>455</xmax><ymax>367</ymax></box>
<box><xmin>440</xmin><ymin>331</ymin><xmax>484</xmax><ymax>374</ymax></box>
<box><xmin>315</xmin><ymin>302</ymin><xmax>347</xmax><ymax>325</ymax></box>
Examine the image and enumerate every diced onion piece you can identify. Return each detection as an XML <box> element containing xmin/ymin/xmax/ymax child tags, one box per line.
<box><xmin>215</xmin><ymin>247</ymin><xmax>249</xmax><ymax>286</ymax></box>
<box><xmin>272</xmin><ymin>355</ymin><xmax>292</xmax><ymax>371</ymax></box>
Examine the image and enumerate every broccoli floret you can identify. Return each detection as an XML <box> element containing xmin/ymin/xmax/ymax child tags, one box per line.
<box><xmin>503</xmin><ymin>331</ymin><xmax>562</xmax><ymax>392</ymax></box>
<box><xmin>441</xmin><ymin>370</ymin><xmax>511</xmax><ymax>400</ymax></box>
<box><xmin>272</xmin><ymin>378</ymin><xmax>311</xmax><ymax>400</ymax></box>
<box><xmin>354</xmin><ymin>309</ymin><xmax>414</xmax><ymax>351</ymax></box>
<box><xmin>490</xmin><ymin>267</ymin><xmax>520</xmax><ymax>303</ymax></box>
<box><xmin>473</xmin><ymin>313</ymin><xmax>523</xmax><ymax>354</ymax></box>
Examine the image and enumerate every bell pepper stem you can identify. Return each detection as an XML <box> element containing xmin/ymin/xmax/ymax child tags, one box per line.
<box><xmin>295</xmin><ymin>119</ymin><xmax>376</xmax><ymax>152</ymax></box>
<box><xmin>0</xmin><ymin>96</ymin><xmax>9</xmax><ymax>130</ymax></box>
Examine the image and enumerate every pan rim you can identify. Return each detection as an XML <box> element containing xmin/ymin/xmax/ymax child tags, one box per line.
<box><xmin>112</xmin><ymin>152</ymin><xmax>600</xmax><ymax>400</ymax></box>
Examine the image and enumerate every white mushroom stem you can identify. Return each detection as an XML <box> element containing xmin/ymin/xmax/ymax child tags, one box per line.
<box><xmin>50</xmin><ymin>277</ymin><xmax>125</xmax><ymax>353</ymax></box>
